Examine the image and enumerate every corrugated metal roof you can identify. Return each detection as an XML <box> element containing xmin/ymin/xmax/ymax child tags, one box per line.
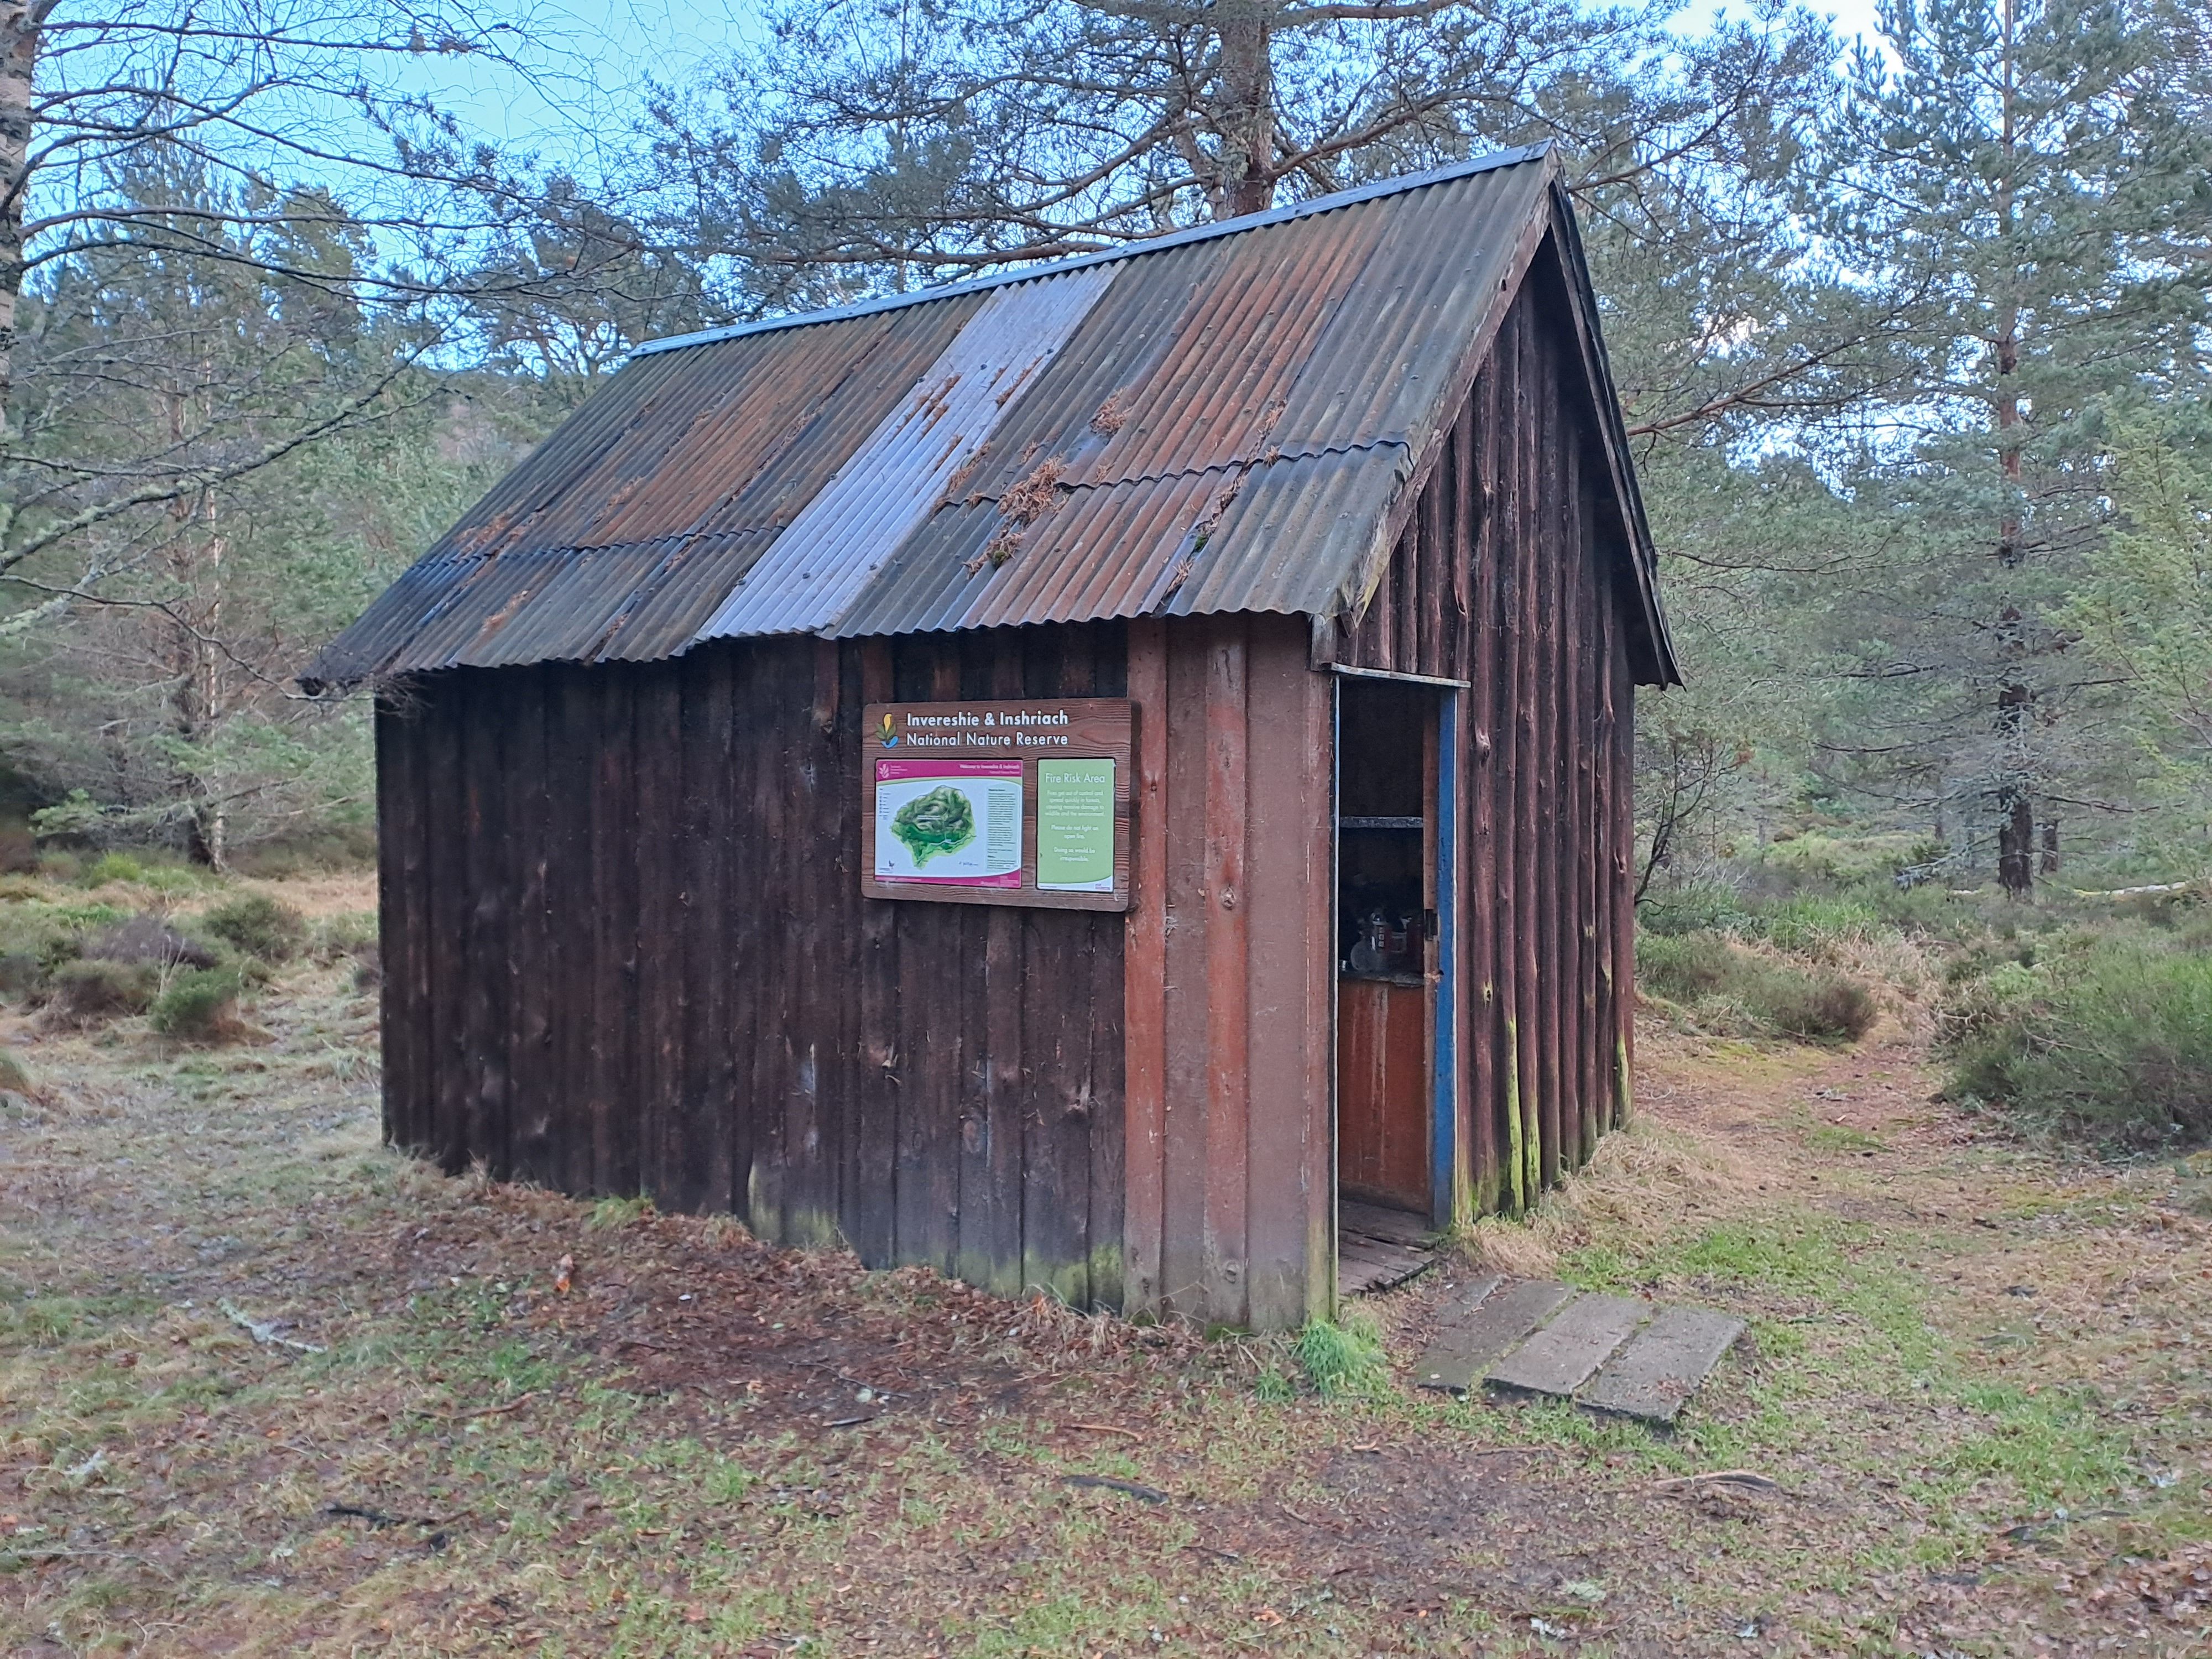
<box><xmin>700</xmin><ymin>264</ymin><xmax>1114</xmax><ymax>640</ymax></box>
<box><xmin>307</xmin><ymin>143</ymin><xmax>1678</xmax><ymax>688</ymax></box>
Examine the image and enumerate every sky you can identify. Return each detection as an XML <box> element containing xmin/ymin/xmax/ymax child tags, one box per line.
<box><xmin>414</xmin><ymin>0</ymin><xmax>1896</xmax><ymax>181</ymax></box>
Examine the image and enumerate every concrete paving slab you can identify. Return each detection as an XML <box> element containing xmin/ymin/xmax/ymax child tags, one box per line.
<box><xmin>1577</xmin><ymin>1306</ymin><xmax>1746</xmax><ymax>1425</ymax></box>
<box><xmin>1484</xmin><ymin>1293</ymin><xmax>1648</xmax><ymax>1399</ymax></box>
<box><xmin>1413</xmin><ymin>1277</ymin><xmax>1566</xmax><ymax>1394</ymax></box>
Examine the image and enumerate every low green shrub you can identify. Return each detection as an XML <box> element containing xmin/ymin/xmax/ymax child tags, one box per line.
<box><xmin>1640</xmin><ymin>933</ymin><xmax>1877</xmax><ymax>1045</ymax></box>
<box><xmin>1638</xmin><ymin>883</ymin><xmax>1754</xmax><ymax>937</ymax></box>
<box><xmin>1759</xmin><ymin>893</ymin><xmax>1886</xmax><ymax>951</ymax></box>
<box><xmin>42</xmin><ymin>959</ymin><xmax>158</xmax><ymax>1026</ymax></box>
<box><xmin>199</xmin><ymin>892</ymin><xmax>306</xmax><ymax>963</ymax></box>
<box><xmin>82</xmin><ymin>852</ymin><xmax>144</xmax><ymax>886</ymax></box>
<box><xmin>150</xmin><ymin>967</ymin><xmax>243</xmax><ymax>1042</ymax></box>
<box><xmin>1943</xmin><ymin>940</ymin><xmax>2212</xmax><ymax>1150</ymax></box>
<box><xmin>1295</xmin><ymin>1309</ymin><xmax>1389</xmax><ymax>1399</ymax></box>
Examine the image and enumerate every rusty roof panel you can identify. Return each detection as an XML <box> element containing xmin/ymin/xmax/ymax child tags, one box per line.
<box><xmin>1166</xmin><ymin>445</ymin><xmax>1413</xmax><ymax>618</ymax></box>
<box><xmin>300</xmin><ymin>554</ymin><xmax>478</xmax><ymax>688</ymax></box>
<box><xmin>830</xmin><ymin>466</ymin><xmax>1234</xmax><ymax>637</ymax></box>
<box><xmin>593</xmin><ymin>532</ymin><xmax>769</xmax><ymax>661</ymax></box>
<box><xmin>310</xmin><ymin>144</ymin><xmax>1679</xmax><ymax>688</ymax></box>
<box><xmin>700</xmin><ymin>265</ymin><xmax>1114</xmax><ymax>639</ymax></box>
<box><xmin>1269</xmin><ymin>162</ymin><xmax>1546</xmax><ymax>457</ymax></box>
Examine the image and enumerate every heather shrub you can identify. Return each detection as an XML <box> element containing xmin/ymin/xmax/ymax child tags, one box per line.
<box><xmin>1943</xmin><ymin>940</ymin><xmax>2212</xmax><ymax>1150</ymax></box>
<box><xmin>150</xmin><ymin>967</ymin><xmax>244</xmax><ymax>1042</ymax></box>
<box><xmin>199</xmin><ymin>892</ymin><xmax>306</xmax><ymax>963</ymax></box>
<box><xmin>1640</xmin><ymin>933</ymin><xmax>1876</xmax><ymax>1045</ymax></box>
<box><xmin>43</xmin><ymin>959</ymin><xmax>158</xmax><ymax>1026</ymax></box>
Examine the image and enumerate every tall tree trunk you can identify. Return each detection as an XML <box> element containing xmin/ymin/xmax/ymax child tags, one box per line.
<box><xmin>1991</xmin><ymin>0</ymin><xmax>2032</xmax><ymax>897</ymax></box>
<box><xmin>1213</xmin><ymin>2</ymin><xmax>1276</xmax><ymax>218</ymax></box>
<box><xmin>0</xmin><ymin>1</ymin><xmax>41</xmax><ymax>439</ymax></box>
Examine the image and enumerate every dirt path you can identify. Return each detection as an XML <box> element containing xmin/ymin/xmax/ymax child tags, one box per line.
<box><xmin>0</xmin><ymin>940</ymin><xmax>2206</xmax><ymax>1656</ymax></box>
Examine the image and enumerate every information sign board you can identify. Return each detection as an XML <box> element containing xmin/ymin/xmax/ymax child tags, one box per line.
<box><xmin>861</xmin><ymin>698</ymin><xmax>1133</xmax><ymax>910</ymax></box>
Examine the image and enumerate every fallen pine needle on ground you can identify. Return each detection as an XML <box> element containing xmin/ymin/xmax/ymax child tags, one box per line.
<box><xmin>0</xmin><ymin>868</ymin><xmax>2206</xmax><ymax>1655</ymax></box>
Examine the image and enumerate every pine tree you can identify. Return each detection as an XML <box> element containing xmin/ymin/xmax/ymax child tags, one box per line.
<box><xmin>1814</xmin><ymin>0</ymin><xmax>2212</xmax><ymax>891</ymax></box>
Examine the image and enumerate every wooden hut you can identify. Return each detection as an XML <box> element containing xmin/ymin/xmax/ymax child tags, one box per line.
<box><xmin>307</xmin><ymin>143</ymin><xmax>1679</xmax><ymax>1333</ymax></box>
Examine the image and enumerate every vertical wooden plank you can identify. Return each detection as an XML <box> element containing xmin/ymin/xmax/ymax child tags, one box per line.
<box><xmin>1432</xmin><ymin>689</ymin><xmax>1460</xmax><ymax>1227</ymax></box>
<box><xmin>1555</xmin><ymin>412</ymin><xmax>1585</xmax><ymax>1174</ymax></box>
<box><xmin>1548</xmin><ymin>385</ymin><xmax>1584</xmax><ymax>1186</ymax></box>
<box><xmin>1462</xmin><ymin>383</ymin><xmax>1501</xmax><ymax>1215</ymax></box>
<box><xmin>887</xmin><ymin>641</ymin><xmax>962</xmax><ymax>1271</ymax></box>
<box><xmin>505</xmin><ymin>670</ymin><xmax>553</xmax><ymax>1188</ymax></box>
<box><xmin>1123</xmin><ymin>615</ymin><xmax>1170</xmax><ymax>1316</ymax></box>
<box><xmin>780</xmin><ymin>638</ymin><xmax>844</xmax><ymax>1244</ymax></box>
<box><xmin>1244</xmin><ymin>617</ymin><xmax>1329</xmax><ymax>1328</ymax></box>
<box><xmin>1417</xmin><ymin>477</ymin><xmax>1444</xmax><ymax>676</ymax></box>
<box><xmin>422</xmin><ymin>678</ymin><xmax>469</xmax><ymax>1175</ymax></box>
<box><xmin>458</xmin><ymin>671</ymin><xmax>507</xmax><ymax>1184</ymax></box>
<box><xmin>1086</xmin><ymin>905</ymin><xmax>1128</xmax><ymax>1312</ymax></box>
<box><xmin>1159</xmin><ymin>620</ymin><xmax>1211</xmax><ymax>1315</ymax></box>
<box><xmin>851</xmin><ymin>639</ymin><xmax>900</xmax><ymax>1265</ymax></box>
<box><xmin>1534</xmin><ymin>318</ymin><xmax>1568</xmax><ymax>1187</ymax></box>
<box><xmin>830</xmin><ymin>640</ymin><xmax>866</xmax><ymax>1248</ymax></box>
<box><xmin>1202</xmin><ymin>617</ymin><xmax>1251</xmax><ymax>1325</ymax></box>
<box><xmin>1021</xmin><ymin>633</ymin><xmax>1092</xmax><ymax>1306</ymax></box>
<box><xmin>723</xmin><ymin>646</ymin><xmax>768</xmax><ymax>1228</ymax></box>
<box><xmin>1302</xmin><ymin>656</ymin><xmax>1334</xmax><ymax>1318</ymax></box>
<box><xmin>942</xmin><ymin>642</ymin><xmax>1007</xmax><ymax>1286</ymax></box>
<box><xmin>1488</xmin><ymin>350</ymin><xmax>1525</xmax><ymax>1214</ymax></box>
<box><xmin>688</xmin><ymin>647</ymin><xmax>738</xmax><ymax>1217</ymax></box>
<box><xmin>1511</xmin><ymin>304</ymin><xmax>1545</xmax><ymax>1199</ymax></box>
<box><xmin>632</xmin><ymin>666</ymin><xmax>680</xmax><ymax>1205</ymax></box>
<box><xmin>1601</xmin><ymin>560</ymin><xmax>1619</xmax><ymax>1141</ymax></box>
<box><xmin>1573</xmin><ymin>452</ymin><xmax>1603</xmax><ymax>1165</ymax></box>
<box><xmin>590</xmin><ymin>666</ymin><xmax>640</xmax><ymax>1197</ymax></box>
<box><xmin>550</xmin><ymin>669</ymin><xmax>596</xmax><ymax>1199</ymax></box>
<box><xmin>373</xmin><ymin>695</ymin><xmax>420</xmax><ymax>1157</ymax></box>
<box><xmin>664</xmin><ymin>654</ymin><xmax>708</xmax><ymax>1214</ymax></box>
<box><xmin>1614</xmin><ymin>614</ymin><xmax>1639</xmax><ymax>1126</ymax></box>
<box><xmin>1421</xmin><ymin>684</ymin><xmax>1442</xmax><ymax>1219</ymax></box>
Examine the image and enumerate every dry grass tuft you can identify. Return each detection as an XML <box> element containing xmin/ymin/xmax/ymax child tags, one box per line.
<box><xmin>996</xmin><ymin>455</ymin><xmax>1067</xmax><ymax>525</ymax></box>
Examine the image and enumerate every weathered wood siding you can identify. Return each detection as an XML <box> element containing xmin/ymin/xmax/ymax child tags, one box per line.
<box><xmin>1123</xmin><ymin>613</ymin><xmax>1334</xmax><ymax>1333</ymax></box>
<box><xmin>377</xmin><ymin>623</ymin><xmax>1129</xmax><ymax>1309</ymax></box>
<box><xmin>1335</xmin><ymin>246</ymin><xmax>1637</xmax><ymax>1222</ymax></box>
<box><xmin>375</xmin><ymin>238</ymin><xmax>1644</xmax><ymax>1332</ymax></box>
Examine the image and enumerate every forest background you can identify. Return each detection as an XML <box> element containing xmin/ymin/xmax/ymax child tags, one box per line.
<box><xmin>0</xmin><ymin>0</ymin><xmax>2205</xmax><ymax>906</ymax></box>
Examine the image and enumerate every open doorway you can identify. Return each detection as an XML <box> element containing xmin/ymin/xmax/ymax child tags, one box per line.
<box><xmin>1334</xmin><ymin>675</ymin><xmax>1453</xmax><ymax>1295</ymax></box>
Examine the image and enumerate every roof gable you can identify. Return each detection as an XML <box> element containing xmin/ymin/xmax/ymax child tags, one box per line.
<box><xmin>307</xmin><ymin>145</ymin><xmax>1676</xmax><ymax>689</ymax></box>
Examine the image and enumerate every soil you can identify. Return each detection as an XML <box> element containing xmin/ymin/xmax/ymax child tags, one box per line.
<box><xmin>0</xmin><ymin>889</ymin><xmax>2206</xmax><ymax>1656</ymax></box>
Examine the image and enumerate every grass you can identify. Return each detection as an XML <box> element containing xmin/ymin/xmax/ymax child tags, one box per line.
<box><xmin>1640</xmin><ymin>931</ymin><xmax>1877</xmax><ymax>1044</ymax></box>
<box><xmin>0</xmin><ymin>866</ymin><xmax>2207</xmax><ymax>1653</ymax></box>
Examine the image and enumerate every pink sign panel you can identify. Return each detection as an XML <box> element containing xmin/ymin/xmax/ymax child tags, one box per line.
<box><xmin>873</xmin><ymin>758</ymin><xmax>1025</xmax><ymax>888</ymax></box>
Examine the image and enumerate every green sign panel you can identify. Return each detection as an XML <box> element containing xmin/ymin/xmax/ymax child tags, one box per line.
<box><xmin>1036</xmin><ymin>758</ymin><xmax>1116</xmax><ymax>892</ymax></box>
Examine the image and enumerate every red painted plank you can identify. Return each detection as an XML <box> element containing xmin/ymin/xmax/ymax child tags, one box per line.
<box><xmin>1201</xmin><ymin>617</ymin><xmax>1251</xmax><ymax>1326</ymax></box>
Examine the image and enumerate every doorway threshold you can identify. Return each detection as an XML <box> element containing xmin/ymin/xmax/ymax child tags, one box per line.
<box><xmin>1340</xmin><ymin>1200</ymin><xmax>1435</xmax><ymax>1296</ymax></box>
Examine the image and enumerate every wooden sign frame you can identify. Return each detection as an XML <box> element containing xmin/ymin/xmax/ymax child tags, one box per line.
<box><xmin>862</xmin><ymin>698</ymin><xmax>1134</xmax><ymax>911</ymax></box>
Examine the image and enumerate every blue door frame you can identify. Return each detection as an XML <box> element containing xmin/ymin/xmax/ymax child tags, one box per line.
<box><xmin>1328</xmin><ymin>667</ymin><xmax>1464</xmax><ymax>1240</ymax></box>
<box><xmin>1431</xmin><ymin>688</ymin><xmax>1460</xmax><ymax>1230</ymax></box>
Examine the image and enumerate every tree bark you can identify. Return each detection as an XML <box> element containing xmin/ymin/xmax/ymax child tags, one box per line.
<box><xmin>0</xmin><ymin>1</ymin><xmax>41</xmax><ymax>437</ymax></box>
<box><xmin>1990</xmin><ymin>0</ymin><xmax>2032</xmax><ymax>894</ymax></box>
<box><xmin>1212</xmin><ymin>2</ymin><xmax>1276</xmax><ymax>218</ymax></box>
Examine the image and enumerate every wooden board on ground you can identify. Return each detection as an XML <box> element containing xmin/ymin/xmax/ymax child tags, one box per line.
<box><xmin>1339</xmin><ymin>1199</ymin><xmax>1436</xmax><ymax>1295</ymax></box>
<box><xmin>1415</xmin><ymin>1277</ymin><xmax>1569</xmax><ymax>1393</ymax></box>
<box><xmin>1577</xmin><ymin>1307</ymin><xmax>1747</xmax><ymax>1426</ymax></box>
<box><xmin>1340</xmin><ymin>1200</ymin><xmax>1431</xmax><ymax>1250</ymax></box>
<box><xmin>1484</xmin><ymin>1292</ymin><xmax>1648</xmax><ymax>1398</ymax></box>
